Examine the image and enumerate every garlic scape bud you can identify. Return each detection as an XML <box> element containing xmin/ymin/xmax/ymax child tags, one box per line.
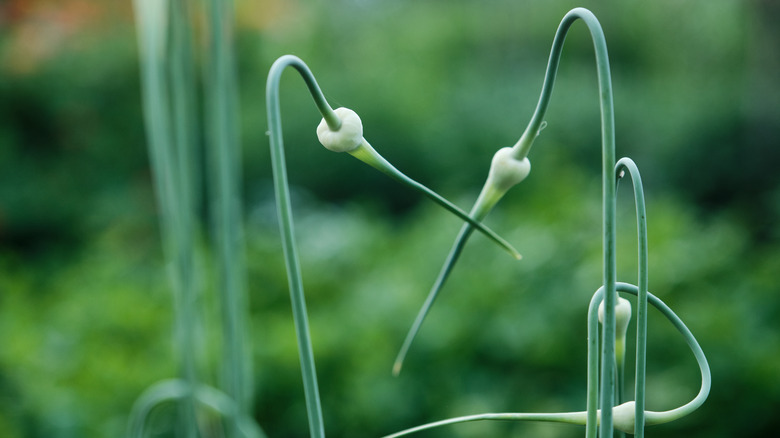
<box><xmin>316</xmin><ymin>107</ymin><xmax>363</xmax><ymax>153</ymax></box>
<box><xmin>481</xmin><ymin>147</ymin><xmax>532</xmax><ymax>208</ymax></box>
<box><xmin>598</xmin><ymin>296</ymin><xmax>632</xmax><ymax>365</ymax></box>
<box><xmin>316</xmin><ymin>108</ymin><xmax>521</xmax><ymax>260</ymax></box>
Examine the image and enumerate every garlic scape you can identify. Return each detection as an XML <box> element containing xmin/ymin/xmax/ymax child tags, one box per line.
<box><xmin>266</xmin><ymin>54</ymin><xmax>520</xmax><ymax>438</ymax></box>
<box><xmin>384</xmin><ymin>284</ymin><xmax>710</xmax><ymax>438</ymax></box>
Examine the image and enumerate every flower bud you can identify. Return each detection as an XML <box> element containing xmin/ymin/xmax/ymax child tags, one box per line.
<box><xmin>316</xmin><ymin>107</ymin><xmax>364</xmax><ymax>153</ymax></box>
<box><xmin>611</xmin><ymin>401</ymin><xmax>639</xmax><ymax>434</ymax></box>
<box><xmin>485</xmin><ymin>147</ymin><xmax>531</xmax><ymax>193</ymax></box>
<box><xmin>598</xmin><ymin>296</ymin><xmax>632</xmax><ymax>339</ymax></box>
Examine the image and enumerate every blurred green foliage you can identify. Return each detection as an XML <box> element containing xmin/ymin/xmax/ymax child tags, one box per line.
<box><xmin>1</xmin><ymin>0</ymin><xmax>779</xmax><ymax>437</ymax></box>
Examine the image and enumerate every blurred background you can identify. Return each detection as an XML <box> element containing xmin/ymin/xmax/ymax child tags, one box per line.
<box><xmin>1</xmin><ymin>0</ymin><xmax>779</xmax><ymax>437</ymax></box>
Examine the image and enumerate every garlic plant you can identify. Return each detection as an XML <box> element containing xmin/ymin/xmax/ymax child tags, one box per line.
<box><xmin>131</xmin><ymin>2</ymin><xmax>710</xmax><ymax>437</ymax></box>
<box><xmin>264</xmin><ymin>7</ymin><xmax>709</xmax><ymax>438</ymax></box>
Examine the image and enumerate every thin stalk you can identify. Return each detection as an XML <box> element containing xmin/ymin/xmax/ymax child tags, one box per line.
<box><xmin>392</xmin><ymin>9</ymin><xmax>618</xmax><ymax>400</ymax></box>
<box><xmin>204</xmin><ymin>0</ymin><xmax>252</xmax><ymax>428</ymax></box>
<box><xmin>266</xmin><ymin>55</ymin><xmax>331</xmax><ymax>438</ymax></box>
<box><xmin>383</xmin><ymin>411</ymin><xmax>590</xmax><ymax>438</ymax></box>
<box><xmin>586</xmin><ymin>291</ymin><xmax>600</xmax><ymax>438</ymax></box>
<box><xmin>266</xmin><ymin>54</ymin><xmax>521</xmax><ymax>438</ymax></box>
<box><xmin>559</xmin><ymin>10</ymin><xmax>618</xmax><ymax>436</ymax></box>
<box><xmin>265</xmin><ymin>56</ymin><xmax>522</xmax><ymax>433</ymax></box>
<box><xmin>615</xmin><ymin>283</ymin><xmax>711</xmax><ymax>425</ymax></box>
<box><xmin>270</xmin><ymin>56</ymin><xmax>520</xmax><ymax>258</ymax></box>
<box><xmin>127</xmin><ymin>379</ymin><xmax>267</xmax><ymax>438</ymax></box>
<box><xmin>616</xmin><ymin>158</ymin><xmax>648</xmax><ymax>437</ymax></box>
<box><xmin>132</xmin><ymin>1</ymin><xmax>198</xmax><ymax>436</ymax></box>
<box><xmin>383</xmin><ymin>280</ymin><xmax>709</xmax><ymax>438</ymax></box>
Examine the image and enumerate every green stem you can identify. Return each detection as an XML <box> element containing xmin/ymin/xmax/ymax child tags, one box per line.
<box><xmin>615</xmin><ymin>157</ymin><xmax>648</xmax><ymax>437</ymax></box>
<box><xmin>509</xmin><ymin>11</ymin><xmax>620</xmax><ymax>431</ymax></box>
<box><xmin>205</xmin><ymin>0</ymin><xmax>252</xmax><ymax>426</ymax></box>
<box><xmin>615</xmin><ymin>283</ymin><xmax>711</xmax><ymax>425</ymax></box>
<box><xmin>392</xmin><ymin>199</ymin><xmax>490</xmax><ymax>375</ymax></box>
<box><xmin>393</xmin><ymin>8</ymin><xmax>616</xmax><ymax>386</ymax></box>
<box><xmin>586</xmin><ymin>290</ymin><xmax>600</xmax><ymax>438</ymax></box>
<box><xmin>392</xmin><ymin>8</ymin><xmax>618</xmax><ymax>386</ymax></box>
<box><xmin>588</xmin><ymin>284</ymin><xmax>710</xmax><ymax>431</ymax></box>
<box><xmin>127</xmin><ymin>379</ymin><xmax>266</xmax><ymax>438</ymax></box>
<box><xmin>266</xmin><ymin>55</ymin><xmax>329</xmax><ymax>438</ymax></box>
<box><xmin>382</xmin><ymin>411</ymin><xmax>590</xmax><ymax>438</ymax></box>
<box><xmin>132</xmin><ymin>1</ymin><xmax>198</xmax><ymax>436</ymax></box>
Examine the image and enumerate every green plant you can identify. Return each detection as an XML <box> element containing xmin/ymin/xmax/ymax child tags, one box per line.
<box><xmin>128</xmin><ymin>3</ymin><xmax>709</xmax><ymax>438</ymax></box>
<box><xmin>261</xmin><ymin>7</ymin><xmax>710</xmax><ymax>438</ymax></box>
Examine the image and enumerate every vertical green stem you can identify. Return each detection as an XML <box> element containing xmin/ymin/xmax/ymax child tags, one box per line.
<box><xmin>266</xmin><ymin>55</ymin><xmax>335</xmax><ymax>438</ymax></box>
<box><xmin>204</xmin><ymin>0</ymin><xmax>252</xmax><ymax>430</ymax></box>
<box><xmin>133</xmin><ymin>0</ymin><xmax>199</xmax><ymax>436</ymax></box>
<box><xmin>586</xmin><ymin>289</ymin><xmax>602</xmax><ymax>438</ymax></box>
<box><xmin>616</xmin><ymin>158</ymin><xmax>648</xmax><ymax>437</ymax></box>
<box><xmin>519</xmin><ymin>8</ymin><xmax>616</xmax><ymax>435</ymax></box>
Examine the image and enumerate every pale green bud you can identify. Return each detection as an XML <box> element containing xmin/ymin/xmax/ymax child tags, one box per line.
<box><xmin>598</xmin><ymin>296</ymin><xmax>632</xmax><ymax>339</ymax></box>
<box><xmin>317</xmin><ymin>107</ymin><xmax>363</xmax><ymax>153</ymax></box>
<box><xmin>485</xmin><ymin>147</ymin><xmax>531</xmax><ymax>193</ymax></box>
<box><xmin>611</xmin><ymin>401</ymin><xmax>639</xmax><ymax>434</ymax></box>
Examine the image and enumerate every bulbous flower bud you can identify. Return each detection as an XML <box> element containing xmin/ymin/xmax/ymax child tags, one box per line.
<box><xmin>611</xmin><ymin>401</ymin><xmax>639</xmax><ymax>433</ymax></box>
<box><xmin>485</xmin><ymin>147</ymin><xmax>531</xmax><ymax>193</ymax></box>
<box><xmin>598</xmin><ymin>296</ymin><xmax>632</xmax><ymax>339</ymax></box>
<box><xmin>317</xmin><ymin>107</ymin><xmax>364</xmax><ymax>153</ymax></box>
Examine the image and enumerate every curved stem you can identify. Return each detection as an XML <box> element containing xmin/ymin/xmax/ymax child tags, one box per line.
<box><xmin>587</xmin><ymin>291</ymin><xmax>601</xmax><ymax>438</ymax></box>
<box><xmin>382</xmin><ymin>411</ymin><xmax>589</xmax><ymax>438</ymax></box>
<box><xmin>393</xmin><ymin>8</ymin><xmax>618</xmax><ymax>382</ymax></box>
<box><xmin>616</xmin><ymin>283</ymin><xmax>711</xmax><ymax>425</ymax></box>
<box><xmin>589</xmin><ymin>284</ymin><xmax>711</xmax><ymax>430</ymax></box>
<box><xmin>266</xmin><ymin>55</ymin><xmax>330</xmax><ymax>438</ymax></box>
<box><xmin>384</xmin><ymin>284</ymin><xmax>707</xmax><ymax>438</ymax></box>
<box><xmin>615</xmin><ymin>158</ymin><xmax>648</xmax><ymax>437</ymax></box>
<box><xmin>127</xmin><ymin>379</ymin><xmax>267</xmax><ymax>438</ymax></box>
<box><xmin>558</xmin><ymin>10</ymin><xmax>618</xmax><ymax>436</ymax></box>
<box><xmin>266</xmin><ymin>54</ymin><xmax>521</xmax><ymax>437</ymax></box>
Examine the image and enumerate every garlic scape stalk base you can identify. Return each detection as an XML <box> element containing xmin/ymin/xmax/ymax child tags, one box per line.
<box><xmin>385</xmin><ymin>284</ymin><xmax>710</xmax><ymax>438</ymax></box>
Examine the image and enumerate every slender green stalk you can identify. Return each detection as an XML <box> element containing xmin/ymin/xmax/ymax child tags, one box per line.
<box><xmin>385</xmin><ymin>284</ymin><xmax>710</xmax><ymax>438</ymax></box>
<box><xmin>266</xmin><ymin>55</ymin><xmax>331</xmax><ymax>438</ymax></box>
<box><xmin>383</xmin><ymin>411</ymin><xmax>590</xmax><ymax>438</ymax></box>
<box><xmin>615</xmin><ymin>158</ymin><xmax>648</xmax><ymax>437</ymax></box>
<box><xmin>544</xmin><ymin>10</ymin><xmax>618</xmax><ymax>436</ymax></box>
<box><xmin>265</xmin><ymin>55</ymin><xmax>522</xmax><ymax>437</ymax></box>
<box><xmin>615</xmin><ymin>283</ymin><xmax>711</xmax><ymax>425</ymax></box>
<box><xmin>392</xmin><ymin>10</ymin><xmax>618</xmax><ymax>400</ymax></box>
<box><xmin>587</xmin><ymin>290</ymin><xmax>601</xmax><ymax>438</ymax></box>
<box><xmin>132</xmin><ymin>1</ymin><xmax>199</xmax><ymax>436</ymax></box>
<box><xmin>204</xmin><ymin>0</ymin><xmax>252</xmax><ymax>428</ymax></box>
<box><xmin>127</xmin><ymin>379</ymin><xmax>267</xmax><ymax>438</ymax></box>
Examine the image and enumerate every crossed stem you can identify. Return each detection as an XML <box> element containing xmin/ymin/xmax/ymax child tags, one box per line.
<box><xmin>392</xmin><ymin>10</ymin><xmax>619</xmax><ymax>435</ymax></box>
